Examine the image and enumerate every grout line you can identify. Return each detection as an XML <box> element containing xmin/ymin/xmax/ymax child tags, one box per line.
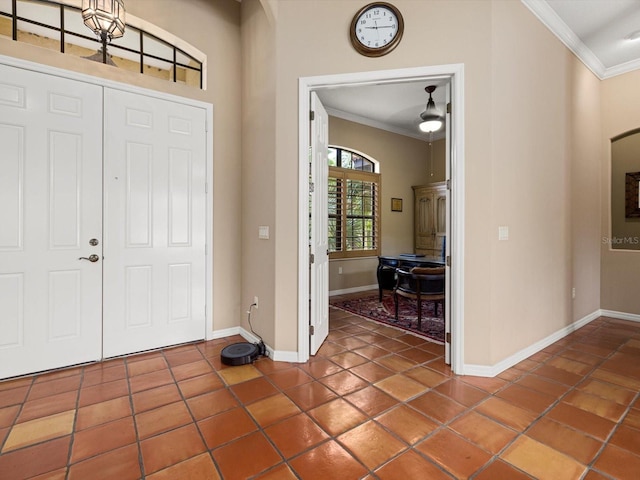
<box><xmin>119</xmin><ymin>356</ymin><xmax>146</xmax><ymax>479</ymax></box>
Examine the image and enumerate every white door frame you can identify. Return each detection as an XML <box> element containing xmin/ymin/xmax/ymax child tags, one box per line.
<box><xmin>298</xmin><ymin>64</ymin><xmax>465</xmax><ymax>373</ymax></box>
<box><xmin>0</xmin><ymin>53</ymin><xmax>215</xmax><ymax>345</ymax></box>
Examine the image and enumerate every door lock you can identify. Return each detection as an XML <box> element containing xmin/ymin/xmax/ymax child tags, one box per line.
<box><xmin>78</xmin><ymin>254</ymin><xmax>100</xmax><ymax>263</ymax></box>
<box><xmin>89</xmin><ymin>238</ymin><xmax>99</xmax><ymax>246</ymax></box>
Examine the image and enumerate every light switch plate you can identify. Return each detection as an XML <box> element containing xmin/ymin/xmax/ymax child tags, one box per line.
<box><xmin>259</xmin><ymin>226</ymin><xmax>269</xmax><ymax>239</ymax></box>
<box><xmin>498</xmin><ymin>226</ymin><xmax>509</xmax><ymax>241</ymax></box>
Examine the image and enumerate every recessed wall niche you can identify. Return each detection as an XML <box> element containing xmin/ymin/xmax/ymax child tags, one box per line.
<box><xmin>611</xmin><ymin>129</ymin><xmax>640</xmax><ymax>250</ymax></box>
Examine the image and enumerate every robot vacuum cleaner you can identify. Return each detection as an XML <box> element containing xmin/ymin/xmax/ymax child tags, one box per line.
<box><xmin>221</xmin><ymin>302</ymin><xmax>266</xmax><ymax>366</ymax></box>
<box><xmin>221</xmin><ymin>340</ymin><xmax>266</xmax><ymax>366</ymax></box>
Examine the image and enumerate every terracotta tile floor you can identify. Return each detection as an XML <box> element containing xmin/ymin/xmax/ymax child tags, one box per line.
<box><xmin>1</xmin><ymin>297</ymin><xmax>639</xmax><ymax>479</ymax></box>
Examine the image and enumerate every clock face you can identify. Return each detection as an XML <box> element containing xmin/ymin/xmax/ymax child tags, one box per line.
<box><xmin>350</xmin><ymin>3</ymin><xmax>404</xmax><ymax>57</ymax></box>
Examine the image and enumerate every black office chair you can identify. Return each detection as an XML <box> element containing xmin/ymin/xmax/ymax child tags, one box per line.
<box><xmin>393</xmin><ymin>267</ymin><xmax>445</xmax><ymax>330</ymax></box>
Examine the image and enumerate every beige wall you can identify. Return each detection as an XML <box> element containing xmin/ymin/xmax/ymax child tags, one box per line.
<box><xmin>569</xmin><ymin>54</ymin><xmax>603</xmax><ymax>323</ymax></box>
<box><xmin>0</xmin><ymin>0</ymin><xmax>243</xmax><ymax>333</ymax></box>
<box><xmin>240</xmin><ymin>0</ymin><xmax>602</xmax><ymax>366</ymax></box>
<box><xmin>487</xmin><ymin>1</ymin><xmax>601</xmax><ymax>364</ymax></box>
<box><xmin>601</xmin><ymin>70</ymin><xmax>640</xmax><ymax>313</ymax></box>
<box><xmin>610</xmin><ymin>134</ymin><xmax>640</xmax><ymax>250</ymax></box>
<box><xmin>327</xmin><ymin>116</ymin><xmax>444</xmax><ymax>292</ymax></box>
<box><xmin>241</xmin><ymin>0</ymin><xmax>277</xmax><ymax>344</ymax></box>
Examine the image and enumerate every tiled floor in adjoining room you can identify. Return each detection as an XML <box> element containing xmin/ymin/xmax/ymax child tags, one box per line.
<box><xmin>0</xmin><ymin>295</ymin><xmax>639</xmax><ymax>479</ymax></box>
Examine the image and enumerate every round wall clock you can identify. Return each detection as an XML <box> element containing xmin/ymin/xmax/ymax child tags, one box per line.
<box><xmin>350</xmin><ymin>2</ymin><xmax>404</xmax><ymax>57</ymax></box>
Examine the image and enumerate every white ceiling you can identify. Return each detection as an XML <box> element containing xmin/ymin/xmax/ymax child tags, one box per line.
<box><xmin>319</xmin><ymin>0</ymin><xmax>640</xmax><ymax>141</ymax></box>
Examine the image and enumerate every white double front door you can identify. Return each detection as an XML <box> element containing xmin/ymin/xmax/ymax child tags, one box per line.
<box><xmin>0</xmin><ymin>64</ymin><xmax>207</xmax><ymax>379</ymax></box>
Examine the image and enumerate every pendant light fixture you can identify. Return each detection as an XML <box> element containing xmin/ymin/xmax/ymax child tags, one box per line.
<box><xmin>419</xmin><ymin>85</ymin><xmax>443</xmax><ymax>133</ymax></box>
<box><xmin>81</xmin><ymin>0</ymin><xmax>126</xmax><ymax>65</ymax></box>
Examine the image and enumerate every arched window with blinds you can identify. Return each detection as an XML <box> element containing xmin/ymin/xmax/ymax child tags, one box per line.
<box><xmin>328</xmin><ymin>146</ymin><xmax>380</xmax><ymax>259</ymax></box>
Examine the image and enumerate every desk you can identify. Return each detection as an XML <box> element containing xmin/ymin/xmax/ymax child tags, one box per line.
<box><xmin>377</xmin><ymin>255</ymin><xmax>445</xmax><ymax>301</ymax></box>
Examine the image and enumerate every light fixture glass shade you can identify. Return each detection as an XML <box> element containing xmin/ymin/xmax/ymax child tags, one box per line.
<box><xmin>419</xmin><ymin>118</ymin><xmax>443</xmax><ymax>133</ymax></box>
<box><xmin>82</xmin><ymin>0</ymin><xmax>126</xmax><ymax>42</ymax></box>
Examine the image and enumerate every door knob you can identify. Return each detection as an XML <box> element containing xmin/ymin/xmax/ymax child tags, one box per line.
<box><xmin>78</xmin><ymin>254</ymin><xmax>100</xmax><ymax>263</ymax></box>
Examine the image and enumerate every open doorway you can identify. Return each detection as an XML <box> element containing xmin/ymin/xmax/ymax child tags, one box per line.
<box><xmin>298</xmin><ymin>65</ymin><xmax>465</xmax><ymax>374</ymax></box>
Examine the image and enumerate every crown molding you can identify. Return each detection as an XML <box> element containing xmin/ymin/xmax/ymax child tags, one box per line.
<box><xmin>521</xmin><ymin>0</ymin><xmax>607</xmax><ymax>79</ymax></box>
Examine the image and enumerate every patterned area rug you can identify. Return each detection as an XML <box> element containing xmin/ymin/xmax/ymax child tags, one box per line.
<box><xmin>330</xmin><ymin>293</ymin><xmax>444</xmax><ymax>344</ymax></box>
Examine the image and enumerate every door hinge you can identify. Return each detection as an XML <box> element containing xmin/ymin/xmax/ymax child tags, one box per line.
<box><xmin>446</xmin><ymin>332</ymin><xmax>451</xmax><ymax>344</ymax></box>
<box><xmin>310</xmin><ymin>182</ymin><xmax>315</xmax><ymax>193</ymax></box>
<box><xmin>205</xmin><ymin>182</ymin><xmax>208</xmax><ymax>193</ymax></box>
<box><xmin>446</xmin><ymin>179</ymin><xmax>451</xmax><ymax>190</ymax></box>
<box><xmin>446</xmin><ymin>255</ymin><xmax>451</xmax><ymax>267</ymax></box>
<box><xmin>310</xmin><ymin>253</ymin><xmax>315</xmax><ymax>264</ymax></box>
<box><xmin>310</xmin><ymin>325</ymin><xmax>315</xmax><ymax>335</ymax></box>
<box><xmin>310</xmin><ymin>110</ymin><xmax>315</xmax><ymax>121</ymax></box>
<box><xmin>447</xmin><ymin>102</ymin><xmax>451</xmax><ymax>114</ymax></box>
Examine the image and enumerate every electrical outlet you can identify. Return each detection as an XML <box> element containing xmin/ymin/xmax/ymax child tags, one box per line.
<box><xmin>571</xmin><ymin>288</ymin><xmax>575</xmax><ymax>299</ymax></box>
<box><xmin>254</xmin><ymin>296</ymin><xmax>259</xmax><ymax>308</ymax></box>
<box><xmin>338</xmin><ymin>267</ymin><xmax>343</xmax><ymax>274</ymax></box>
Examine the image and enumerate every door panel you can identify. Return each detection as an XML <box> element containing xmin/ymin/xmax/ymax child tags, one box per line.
<box><xmin>444</xmin><ymin>83</ymin><xmax>452</xmax><ymax>365</ymax></box>
<box><xmin>103</xmin><ymin>88</ymin><xmax>206</xmax><ymax>358</ymax></box>
<box><xmin>0</xmin><ymin>64</ymin><xmax>103</xmax><ymax>379</ymax></box>
<box><xmin>309</xmin><ymin>92</ymin><xmax>329</xmax><ymax>355</ymax></box>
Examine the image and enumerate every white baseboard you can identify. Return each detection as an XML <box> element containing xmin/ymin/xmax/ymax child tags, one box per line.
<box><xmin>599</xmin><ymin>309</ymin><xmax>640</xmax><ymax>323</ymax></box>
<box><xmin>212</xmin><ymin>307</ymin><xmax>639</xmax><ymax>373</ymax></box>
<box><xmin>462</xmin><ymin>309</ymin><xmax>602</xmax><ymax>377</ymax></box>
<box><xmin>238</xmin><ymin>328</ymin><xmax>302</xmax><ymax>362</ymax></box>
<box><xmin>207</xmin><ymin>326</ymin><xmax>241</xmax><ymax>340</ymax></box>
<box><xmin>329</xmin><ymin>284</ymin><xmax>378</xmax><ymax>297</ymax></box>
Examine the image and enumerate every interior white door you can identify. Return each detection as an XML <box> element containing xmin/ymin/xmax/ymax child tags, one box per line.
<box><xmin>102</xmin><ymin>88</ymin><xmax>207</xmax><ymax>358</ymax></box>
<box><xmin>0</xmin><ymin>64</ymin><xmax>103</xmax><ymax>379</ymax></box>
<box><xmin>309</xmin><ymin>92</ymin><xmax>330</xmax><ymax>355</ymax></box>
<box><xmin>444</xmin><ymin>83</ymin><xmax>452</xmax><ymax>365</ymax></box>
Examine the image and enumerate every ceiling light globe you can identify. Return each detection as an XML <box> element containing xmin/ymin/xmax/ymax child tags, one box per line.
<box><xmin>419</xmin><ymin>119</ymin><xmax>443</xmax><ymax>133</ymax></box>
